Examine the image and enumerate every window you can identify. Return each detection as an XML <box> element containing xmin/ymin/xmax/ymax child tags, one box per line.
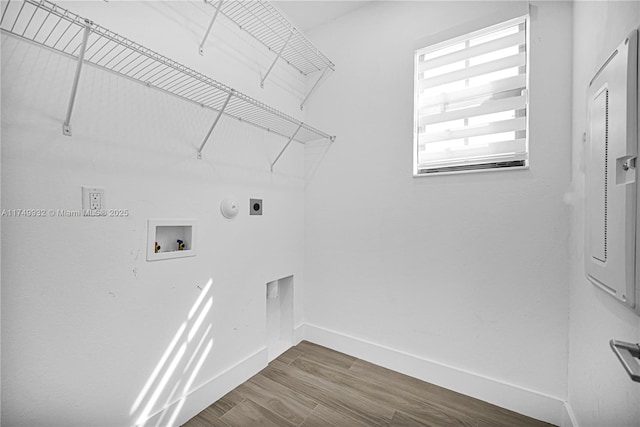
<box><xmin>413</xmin><ymin>17</ymin><xmax>528</xmax><ymax>176</ymax></box>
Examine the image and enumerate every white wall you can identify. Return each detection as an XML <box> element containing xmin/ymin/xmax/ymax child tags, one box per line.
<box><xmin>303</xmin><ymin>1</ymin><xmax>573</xmax><ymax>423</ymax></box>
<box><xmin>1</xmin><ymin>2</ymin><xmax>309</xmax><ymax>426</ymax></box>
<box><xmin>568</xmin><ymin>2</ymin><xmax>640</xmax><ymax>426</ymax></box>
<box><xmin>7</xmin><ymin>1</ymin><xmax>640</xmax><ymax>426</ymax></box>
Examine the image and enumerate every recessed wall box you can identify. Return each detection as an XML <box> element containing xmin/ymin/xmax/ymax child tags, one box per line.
<box><xmin>266</xmin><ymin>276</ymin><xmax>293</xmax><ymax>361</ymax></box>
<box><xmin>585</xmin><ymin>29</ymin><xmax>640</xmax><ymax>315</ymax></box>
<box><xmin>147</xmin><ymin>219</ymin><xmax>197</xmax><ymax>261</ymax></box>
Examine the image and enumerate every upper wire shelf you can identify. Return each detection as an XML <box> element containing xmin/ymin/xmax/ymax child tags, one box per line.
<box><xmin>0</xmin><ymin>0</ymin><xmax>335</xmax><ymax>163</ymax></box>
<box><xmin>199</xmin><ymin>0</ymin><xmax>334</xmax><ymax>107</ymax></box>
<box><xmin>203</xmin><ymin>0</ymin><xmax>334</xmax><ymax>76</ymax></box>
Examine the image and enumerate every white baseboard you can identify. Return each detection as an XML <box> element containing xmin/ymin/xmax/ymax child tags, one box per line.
<box><xmin>143</xmin><ymin>347</ymin><xmax>268</xmax><ymax>427</ymax></box>
<box><xmin>298</xmin><ymin>323</ymin><xmax>568</xmax><ymax>426</ymax></box>
<box><xmin>293</xmin><ymin>322</ymin><xmax>306</xmax><ymax>345</ymax></box>
<box><xmin>146</xmin><ymin>325</ymin><xmax>577</xmax><ymax>427</ymax></box>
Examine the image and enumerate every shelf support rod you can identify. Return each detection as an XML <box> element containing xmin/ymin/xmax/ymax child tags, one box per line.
<box><xmin>261</xmin><ymin>30</ymin><xmax>293</xmax><ymax>88</ymax></box>
<box><xmin>271</xmin><ymin>123</ymin><xmax>303</xmax><ymax>172</ymax></box>
<box><xmin>62</xmin><ymin>19</ymin><xmax>92</xmax><ymax>136</ymax></box>
<box><xmin>300</xmin><ymin>66</ymin><xmax>330</xmax><ymax>111</ymax></box>
<box><xmin>199</xmin><ymin>0</ymin><xmax>224</xmax><ymax>56</ymax></box>
<box><xmin>197</xmin><ymin>90</ymin><xmax>234</xmax><ymax>159</ymax></box>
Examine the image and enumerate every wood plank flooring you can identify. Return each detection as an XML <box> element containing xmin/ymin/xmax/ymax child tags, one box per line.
<box><xmin>182</xmin><ymin>341</ymin><xmax>555</xmax><ymax>427</ymax></box>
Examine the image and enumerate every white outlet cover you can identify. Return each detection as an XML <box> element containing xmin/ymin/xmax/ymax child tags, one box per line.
<box><xmin>220</xmin><ymin>199</ymin><xmax>239</xmax><ymax>219</ymax></box>
<box><xmin>82</xmin><ymin>186</ymin><xmax>105</xmax><ymax>216</ymax></box>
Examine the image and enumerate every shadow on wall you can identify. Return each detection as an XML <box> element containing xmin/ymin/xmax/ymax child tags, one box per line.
<box><xmin>305</xmin><ymin>140</ymin><xmax>334</xmax><ymax>186</ymax></box>
<box><xmin>130</xmin><ymin>278</ymin><xmax>215</xmax><ymax>427</ymax></box>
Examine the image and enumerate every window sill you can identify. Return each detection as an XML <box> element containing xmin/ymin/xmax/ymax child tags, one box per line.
<box><xmin>413</xmin><ymin>163</ymin><xmax>529</xmax><ymax>177</ymax></box>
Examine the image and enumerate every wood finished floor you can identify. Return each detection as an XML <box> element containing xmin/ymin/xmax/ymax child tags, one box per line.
<box><xmin>182</xmin><ymin>341</ymin><xmax>555</xmax><ymax>427</ymax></box>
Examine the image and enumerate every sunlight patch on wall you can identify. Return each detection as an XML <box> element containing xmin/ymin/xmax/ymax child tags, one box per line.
<box><xmin>131</xmin><ymin>278</ymin><xmax>215</xmax><ymax>427</ymax></box>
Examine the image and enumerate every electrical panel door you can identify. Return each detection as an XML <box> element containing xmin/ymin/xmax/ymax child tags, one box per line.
<box><xmin>585</xmin><ymin>29</ymin><xmax>639</xmax><ymax>315</ymax></box>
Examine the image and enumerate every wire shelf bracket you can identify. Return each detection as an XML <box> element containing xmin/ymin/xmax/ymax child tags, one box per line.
<box><xmin>198</xmin><ymin>0</ymin><xmax>223</xmax><ymax>56</ymax></box>
<box><xmin>197</xmin><ymin>89</ymin><xmax>233</xmax><ymax>159</ymax></box>
<box><xmin>261</xmin><ymin>30</ymin><xmax>292</xmax><ymax>89</ymax></box>
<box><xmin>300</xmin><ymin>66</ymin><xmax>330</xmax><ymax>111</ymax></box>
<box><xmin>271</xmin><ymin>123</ymin><xmax>302</xmax><ymax>172</ymax></box>
<box><xmin>0</xmin><ymin>0</ymin><xmax>335</xmax><ymax>162</ymax></box>
<box><xmin>62</xmin><ymin>18</ymin><xmax>91</xmax><ymax>136</ymax></box>
<box><xmin>201</xmin><ymin>0</ymin><xmax>335</xmax><ymax>105</ymax></box>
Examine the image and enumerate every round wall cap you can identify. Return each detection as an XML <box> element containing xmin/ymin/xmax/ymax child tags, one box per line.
<box><xmin>220</xmin><ymin>199</ymin><xmax>239</xmax><ymax>219</ymax></box>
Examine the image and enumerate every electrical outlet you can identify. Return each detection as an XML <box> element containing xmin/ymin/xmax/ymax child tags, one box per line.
<box><xmin>90</xmin><ymin>192</ymin><xmax>101</xmax><ymax>210</ymax></box>
<box><xmin>82</xmin><ymin>186</ymin><xmax>105</xmax><ymax>216</ymax></box>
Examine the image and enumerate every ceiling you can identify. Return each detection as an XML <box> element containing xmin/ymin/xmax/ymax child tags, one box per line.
<box><xmin>273</xmin><ymin>1</ymin><xmax>371</xmax><ymax>33</ymax></box>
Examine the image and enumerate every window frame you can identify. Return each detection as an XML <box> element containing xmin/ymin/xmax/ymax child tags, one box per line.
<box><xmin>412</xmin><ymin>14</ymin><xmax>530</xmax><ymax>177</ymax></box>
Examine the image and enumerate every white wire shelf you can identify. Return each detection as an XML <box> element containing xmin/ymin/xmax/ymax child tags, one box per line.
<box><xmin>0</xmin><ymin>0</ymin><xmax>335</xmax><ymax>164</ymax></box>
<box><xmin>199</xmin><ymin>0</ymin><xmax>334</xmax><ymax>107</ymax></box>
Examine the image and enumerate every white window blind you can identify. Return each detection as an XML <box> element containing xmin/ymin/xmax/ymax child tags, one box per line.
<box><xmin>414</xmin><ymin>17</ymin><xmax>528</xmax><ymax>175</ymax></box>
